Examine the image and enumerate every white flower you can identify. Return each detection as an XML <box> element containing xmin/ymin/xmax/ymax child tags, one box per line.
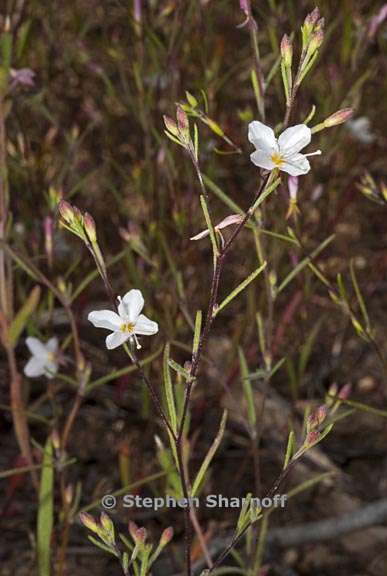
<box><xmin>88</xmin><ymin>289</ymin><xmax>158</xmax><ymax>350</ymax></box>
<box><xmin>248</xmin><ymin>121</ymin><xmax>321</xmax><ymax>176</ymax></box>
<box><xmin>24</xmin><ymin>337</ymin><xmax>59</xmax><ymax>379</ymax></box>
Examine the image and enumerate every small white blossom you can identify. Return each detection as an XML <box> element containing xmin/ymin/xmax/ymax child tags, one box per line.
<box><xmin>88</xmin><ymin>289</ymin><xmax>158</xmax><ymax>350</ymax></box>
<box><xmin>248</xmin><ymin>121</ymin><xmax>321</xmax><ymax>176</ymax></box>
<box><xmin>24</xmin><ymin>337</ymin><xmax>58</xmax><ymax>379</ymax></box>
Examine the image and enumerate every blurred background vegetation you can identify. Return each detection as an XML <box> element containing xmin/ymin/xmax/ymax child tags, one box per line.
<box><xmin>1</xmin><ymin>0</ymin><xmax>387</xmax><ymax>574</ymax></box>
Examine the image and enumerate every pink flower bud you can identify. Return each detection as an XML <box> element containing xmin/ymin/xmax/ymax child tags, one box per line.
<box><xmin>239</xmin><ymin>0</ymin><xmax>248</xmax><ymax>15</ymax></box>
<box><xmin>129</xmin><ymin>520</ymin><xmax>139</xmax><ymax>540</ymax></box>
<box><xmin>309</xmin><ymin>28</ymin><xmax>324</xmax><ymax>51</ymax></box>
<box><xmin>280</xmin><ymin>34</ymin><xmax>293</xmax><ymax>67</ymax></box>
<box><xmin>51</xmin><ymin>429</ymin><xmax>61</xmax><ymax>451</ymax></box>
<box><xmin>79</xmin><ymin>512</ymin><xmax>99</xmax><ymax>533</ymax></box>
<box><xmin>304</xmin><ymin>7</ymin><xmax>320</xmax><ymax>29</ymax></box>
<box><xmin>135</xmin><ymin>527</ymin><xmax>147</xmax><ymax>544</ymax></box>
<box><xmin>163</xmin><ymin>115</ymin><xmax>179</xmax><ymax>136</ymax></box>
<box><xmin>338</xmin><ymin>383</ymin><xmax>351</xmax><ymax>401</ymax></box>
<box><xmin>160</xmin><ymin>526</ymin><xmax>174</xmax><ymax>547</ymax></box>
<box><xmin>58</xmin><ymin>199</ymin><xmax>75</xmax><ymax>224</ymax></box>
<box><xmin>324</xmin><ymin>108</ymin><xmax>353</xmax><ymax>128</ymax></box>
<box><xmin>176</xmin><ymin>106</ymin><xmax>189</xmax><ymax>134</ymax></box>
<box><xmin>64</xmin><ymin>484</ymin><xmax>74</xmax><ymax>505</ymax></box>
<box><xmin>44</xmin><ymin>216</ymin><xmax>54</xmax><ymax>268</ymax></box>
<box><xmin>308</xmin><ymin>405</ymin><xmax>327</xmax><ymax>430</ymax></box>
<box><xmin>83</xmin><ymin>212</ymin><xmax>97</xmax><ymax>242</ymax></box>
<box><xmin>305</xmin><ymin>430</ymin><xmax>320</xmax><ymax>446</ymax></box>
<box><xmin>288</xmin><ymin>176</ymin><xmax>298</xmax><ymax>201</ymax></box>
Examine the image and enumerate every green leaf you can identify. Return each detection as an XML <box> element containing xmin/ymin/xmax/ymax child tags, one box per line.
<box><xmin>250</xmin><ymin>177</ymin><xmax>281</xmax><ymax>213</ymax></box>
<box><xmin>9</xmin><ymin>286</ymin><xmax>41</xmax><ymax>347</ymax></box>
<box><xmin>168</xmin><ymin>358</ymin><xmax>190</xmax><ymax>379</ymax></box>
<box><xmin>350</xmin><ymin>259</ymin><xmax>371</xmax><ymax>332</ymax></box>
<box><xmin>191</xmin><ymin>410</ymin><xmax>227</xmax><ymax>497</ymax></box>
<box><xmin>215</xmin><ymin>262</ymin><xmax>267</xmax><ymax>316</ymax></box>
<box><xmin>186</xmin><ymin>90</ymin><xmax>198</xmax><ymax>108</ymax></box>
<box><xmin>37</xmin><ymin>437</ymin><xmax>54</xmax><ymax>576</ymax></box>
<box><xmin>277</xmin><ymin>234</ymin><xmax>335</xmax><ymax>294</ymax></box>
<box><xmin>238</xmin><ymin>348</ymin><xmax>256</xmax><ymax>430</ymax></box>
<box><xmin>283</xmin><ymin>430</ymin><xmax>296</xmax><ymax>469</ymax></box>
<box><xmin>202</xmin><ymin>174</ymin><xmax>245</xmax><ymax>216</ymax></box>
<box><xmin>193</xmin><ymin>310</ymin><xmax>202</xmax><ymax>357</ymax></box>
<box><xmin>200</xmin><ymin>194</ymin><xmax>219</xmax><ymax>259</ymax></box>
<box><xmin>163</xmin><ymin>344</ymin><xmax>178</xmax><ymax>435</ymax></box>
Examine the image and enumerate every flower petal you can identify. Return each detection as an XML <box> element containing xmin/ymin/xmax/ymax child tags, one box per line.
<box><xmin>46</xmin><ymin>337</ymin><xmax>59</xmax><ymax>353</ymax></box>
<box><xmin>134</xmin><ymin>314</ymin><xmax>159</xmax><ymax>336</ymax></box>
<box><xmin>24</xmin><ymin>356</ymin><xmax>46</xmax><ymax>378</ymax></box>
<box><xmin>26</xmin><ymin>337</ymin><xmax>47</xmax><ymax>359</ymax></box>
<box><xmin>280</xmin><ymin>154</ymin><xmax>310</xmax><ymax>176</ymax></box>
<box><xmin>250</xmin><ymin>150</ymin><xmax>277</xmax><ymax>171</ymax></box>
<box><xmin>105</xmin><ymin>331</ymin><xmax>130</xmax><ymax>350</ymax></box>
<box><xmin>88</xmin><ymin>310</ymin><xmax>122</xmax><ymax>330</ymax></box>
<box><xmin>248</xmin><ymin>121</ymin><xmax>278</xmax><ymax>153</ymax></box>
<box><xmin>120</xmin><ymin>289</ymin><xmax>144</xmax><ymax>322</ymax></box>
<box><xmin>278</xmin><ymin>124</ymin><xmax>311</xmax><ymax>155</ymax></box>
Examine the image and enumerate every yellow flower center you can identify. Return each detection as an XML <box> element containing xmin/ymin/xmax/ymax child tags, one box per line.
<box><xmin>47</xmin><ymin>352</ymin><xmax>55</xmax><ymax>362</ymax></box>
<box><xmin>120</xmin><ymin>322</ymin><xmax>135</xmax><ymax>333</ymax></box>
<box><xmin>271</xmin><ymin>152</ymin><xmax>284</xmax><ymax>167</ymax></box>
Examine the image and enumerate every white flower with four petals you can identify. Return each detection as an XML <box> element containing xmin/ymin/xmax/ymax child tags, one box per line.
<box><xmin>248</xmin><ymin>121</ymin><xmax>321</xmax><ymax>176</ymax></box>
<box><xmin>88</xmin><ymin>289</ymin><xmax>158</xmax><ymax>350</ymax></box>
<box><xmin>24</xmin><ymin>337</ymin><xmax>59</xmax><ymax>379</ymax></box>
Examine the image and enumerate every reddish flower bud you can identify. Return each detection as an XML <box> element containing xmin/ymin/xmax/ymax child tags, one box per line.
<box><xmin>160</xmin><ymin>526</ymin><xmax>174</xmax><ymax>547</ymax></box>
<box><xmin>305</xmin><ymin>430</ymin><xmax>320</xmax><ymax>446</ymax></box>
<box><xmin>176</xmin><ymin>106</ymin><xmax>189</xmax><ymax>134</ymax></box>
<box><xmin>58</xmin><ymin>199</ymin><xmax>75</xmax><ymax>224</ymax></box>
<box><xmin>163</xmin><ymin>115</ymin><xmax>179</xmax><ymax>136</ymax></box>
<box><xmin>83</xmin><ymin>212</ymin><xmax>97</xmax><ymax>242</ymax></box>
<box><xmin>281</xmin><ymin>34</ymin><xmax>293</xmax><ymax>67</ymax></box>
<box><xmin>324</xmin><ymin>108</ymin><xmax>353</xmax><ymax>128</ymax></box>
<box><xmin>79</xmin><ymin>512</ymin><xmax>99</xmax><ymax>533</ymax></box>
<box><xmin>304</xmin><ymin>7</ymin><xmax>320</xmax><ymax>28</ymax></box>
<box><xmin>338</xmin><ymin>383</ymin><xmax>352</xmax><ymax>401</ymax></box>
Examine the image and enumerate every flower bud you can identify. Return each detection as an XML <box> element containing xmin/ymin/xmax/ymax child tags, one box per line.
<box><xmin>130</xmin><ymin>525</ymin><xmax>147</xmax><ymax>545</ymax></box>
<box><xmin>83</xmin><ymin>212</ymin><xmax>97</xmax><ymax>243</ymax></box>
<box><xmin>307</xmin><ymin>405</ymin><xmax>327</xmax><ymax>430</ymax></box>
<box><xmin>51</xmin><ymin>429</ymin><xmax>61</xmax><ymax>451</ymax></box>
<box><xmin>239</xmin><ymin>0</ymin><xmax>248</xmax><ymax>16</ymax></box>
<box><xmin>79</xmin><ymin>512</ymin><xmax>99</xmax><ymax>534</ymax></box>
<box><xmin>281</xmin><ymin>34</ymin><xmax>293</xmax><ymax>68</ymax></box>
<box><xmin>100</xmin><ymin>512</ymin><xmax>115</xmax><ymax>543</ymax></box>
<box><xmin>160</xmin><ymin>526</ymin><xmax>174</xmax><ymax>547</ymax></box>
<box><xmin>288</xmin><ymin>175</ymin><xmax>298</xmax><ymax>201</ymax></box>
<box><xmin>309</xmin><ymin>28</ymin><xmax>324</xmax><ymax>52</ymax></box>
<box><xmin>163</xmin><ymin>115</ymin><xmax>179</xmax><ymax>137</ymax></box>
<box><xmin>305</xmin><ymin>430</ymin><xmax>320</xmax><ymax>446</ymax></box>
<box><xmin>324</xmin><ymin>108</ymin><xmax>353</xmax><ymax>128</ymax></box>
<box><xmin>338</xmin><ymin>383</ymin><xmax>351</xmax><ymax>401</ymax></box>
<box><xmin>58</xmin><ymin>200</ymin><xmax>75</xmax><ymax>224</ymax></box>
<box><xmin>64</xmin><ymin>484</ymin><xmax>74</xmax><ymax>506</ymax></box>
<box><xmin>129</xmin><ymin>520</ymin><xmax>139</xmax><ymax>540</ymax></box>
<box><xmin>304</xmin><ymin>7</ymin><xmax>320</xmax><ymax>31</ymax></box>
<box><xmin>176</xmin><ymin>106</ymin><xmax>189</xmax><ymax>136</ymax></box>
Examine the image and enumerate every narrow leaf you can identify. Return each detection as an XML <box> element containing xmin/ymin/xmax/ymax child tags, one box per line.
<box><xmin>191</xmin><ymin>410</ymin><xmax>227</xmax><ymax>497</ymax></box>
<box><xmin>215</xmin><ymin>262</ymin><xmax>267</xmax><ymax>315</ymax></box>
<box><xmin>9</xmin><ymin>286</ymin><xmax>41</xmax><ymax>346</ymax></box>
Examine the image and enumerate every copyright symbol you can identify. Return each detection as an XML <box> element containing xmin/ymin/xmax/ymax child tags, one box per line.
<box><xmin>101</xmin><ymin>494</ymin><xmax>116</xmax><ymax>509</ymax></box>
